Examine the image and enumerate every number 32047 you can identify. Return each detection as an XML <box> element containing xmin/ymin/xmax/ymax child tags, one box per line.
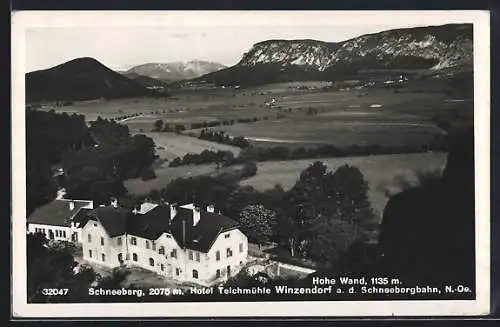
<box><xmin>42</xmin><ymin>288</ymin><xmax>69</xmax><ymax>296</ymax></box>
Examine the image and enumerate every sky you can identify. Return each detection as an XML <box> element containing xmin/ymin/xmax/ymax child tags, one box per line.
<box><xmin>22</xmin><ymin>11</ymin><xmax>475</xmax><ymax>72</ymax></box>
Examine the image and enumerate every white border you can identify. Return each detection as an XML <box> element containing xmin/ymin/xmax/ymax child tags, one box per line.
<box><xmin>11</xmin><ymin>10</ymin><xmax>490</xmax><ymax>318</ymax></box>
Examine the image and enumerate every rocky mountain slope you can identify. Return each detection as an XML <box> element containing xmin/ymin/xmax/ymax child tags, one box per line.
<box><xmin>197</xmin><ymin>24</ymin><xmax>473</xmax><ymax>86</ymax></box>
<box><xmin>26</xmin><ymin>57</ymin><xmax>156</xmax><ymax>102</ymax></box>
<box><xmin>124</xmin><ymin>60</ymin><xmax>226</xmax><ymax>82</ymax></box>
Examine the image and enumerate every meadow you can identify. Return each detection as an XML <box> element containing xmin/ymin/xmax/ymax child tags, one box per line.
<box><xmin>240</xmin><ymin>152</ymin><xmax>448</xmax><ymax>218</ymax></box>
<box><xmin>42</xmin><ymin>81</ymin><xmax>472</xmax><ymax>150</ymax></box>
<box><xmin>142</xmin><ymin>132</ymin><xmax>240</xmax><ymax>161</ymax></box>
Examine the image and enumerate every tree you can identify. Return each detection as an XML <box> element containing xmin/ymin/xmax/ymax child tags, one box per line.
<box><xmin>240</xmin><ymin>161</ymin><xmax>258</xmax><ymax>178</ymax></box>
<box><xmin>27</xmin><ymin>233</ymin><xmax>98</xmax><ymax>303</ymax></box>
<box><xmin>64</xmin><ymin>165</ymin><xmax>127</xmax><ymax>205</ymax></box>
<box><xmin>286</xmin><ymin>161</ymin><xmax>331</xmax><ymax>221</ymax></box>
<box><xmin>239</xmin><ymin>204</ymin><xmax>277</xmax><ymax>249</ymax></box>
<box><xmin>153</xmin><ymin>119</ymin><xmax>164</xmax><ymax>132</ymax></box>
<box><xmin>304</xmin><ymin>217</ymin><xmax>361</xmax><ymax>265</ymax></box>
<box><xmin>276</xmin><ymin>213</ymin><xmax>298</xmax><ymax>257</ymax></box>
<box><xmin>329</xmin><ymin>164</ymin><xmax>375</xmax><ymax>228</ymax></box>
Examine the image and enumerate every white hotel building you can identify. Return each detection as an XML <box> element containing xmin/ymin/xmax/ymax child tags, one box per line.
<box><xmin>27</xmin><ymin>199</ymin><xmax>249</xmax><ymax>286</ymax></box>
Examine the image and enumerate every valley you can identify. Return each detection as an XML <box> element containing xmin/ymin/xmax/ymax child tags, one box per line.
<box><xmin>33</xmin><ymin>75</ymin><xmax>471</xmax><ymax>222</ymax></box>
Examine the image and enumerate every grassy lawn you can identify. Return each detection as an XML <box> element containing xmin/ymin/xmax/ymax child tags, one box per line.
<box><xmin>124</xmin><ymin>163</ymin><xmax>217</xmax><ymax>195</ymax></box>
<box><xmin>124</xmin><ymin>163</ymin><xmax>244</xmax><ymax>195</ymax></box>
<box><xmin>240</xmin><ymin>152</ymin><xmax>447</xmax><ymax>218</ymax></box>
<box><xmin>138</xmin><ymin>132</ymin><xmax>241</xmax><ymax>162</ymax></box>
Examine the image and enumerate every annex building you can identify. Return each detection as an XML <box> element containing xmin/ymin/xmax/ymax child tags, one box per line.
<box><xmin>27</xmin><ymin>199</ymin><xmax>249</xmax><ymax>286</ymax></box>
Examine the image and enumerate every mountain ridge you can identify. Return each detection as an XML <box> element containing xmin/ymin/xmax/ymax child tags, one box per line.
<box><xmin>26</xmin><ymin>57</ymin><xmax>158</xmax><ymax>102</ymax></box>
<box><xmin>124</xmin><ymin>60</ymin><xmax>226</xmax><ymax>82</ymax></box>
<box><xmin>197</xmin><ymin>23</ymin><xmax>473</xmax><ymax>86</ymax></box>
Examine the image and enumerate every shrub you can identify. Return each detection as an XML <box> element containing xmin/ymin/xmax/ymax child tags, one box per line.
<box><xmin>140</xmin><ymin>168</ymin><xmax>157</xmax><ymax>181</ymax></box>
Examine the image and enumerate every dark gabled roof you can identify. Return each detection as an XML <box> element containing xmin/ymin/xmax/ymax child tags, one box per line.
<box><xmin>28</xmin><ymin>200</ymin><xmax>91</xmax><ymax>227</ymax></box>
<box><xmin>87</xmin><ymin>206</ymin><xmax>129</xmax><ymax>237</ymax></box>
<box><xmin>127</xmin><ymin>205</ymin><xmax>172</xmax><ymax>240</ymax></box>
<box><xmin>61</xmin><ymin>202</ymin><xmax>240</xmax><ymax>252</ymax></box>
<box><xmin>72</xmin><ymin>208</ymin><xmax>93</xmax><ymax>226</ymax></box>
<box><xmin>170</xmin><ymin>207</ymin><xmax>239</xmax><ymax>253</ymax></box>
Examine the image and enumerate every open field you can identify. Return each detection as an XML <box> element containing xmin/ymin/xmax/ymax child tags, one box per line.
<box><xmin>124</xmin><ymin>163</ymin><xmax>243</xmax><ymax>195</ymax></box>
<box><xmin>240</xmin><ymin>152</ymin><xmax>448</xmax><ymax>218</ymax></box>
<box><xmin>143</xmin><ymin>132</ymin><xmax>241</xmax><ymax>161</ymax></box>
<box><xmin>38</xmin><ymin>80</ymin><xmax>472</xmax><ymax>150</ymax></box>
<box><xmin>185</xmin><ymin>88</ymin><xmax>471</xmax><ymax>147</ymax></box>
<box><xmin>124</xmin><ymin>163</ymin><xmax>216</xmax><ymax>195</ymax></box>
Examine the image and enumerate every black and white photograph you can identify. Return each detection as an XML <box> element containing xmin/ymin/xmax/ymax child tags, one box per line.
<box><xmin>11</xmin><ymin>10</ymin><xmax>490</xmax><ymax>317</ymax></box>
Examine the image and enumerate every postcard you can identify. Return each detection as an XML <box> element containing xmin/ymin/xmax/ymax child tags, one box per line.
<box><xmin>11</xmin><ymin>10</ymin><xmax>491</xmax><ymax>318</ymax></box>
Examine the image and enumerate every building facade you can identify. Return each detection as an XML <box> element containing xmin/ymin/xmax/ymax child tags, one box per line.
<box><xmin>28</xmin><ymin>200</ymin><xmax>248</xmax><ymax>286</ymax></box>
<box><xmin>27</xmin><ymin>199</ymin><xmax>94</xmax><ymax>243</ymax></box>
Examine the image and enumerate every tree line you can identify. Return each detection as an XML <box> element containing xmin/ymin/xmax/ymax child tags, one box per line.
<box><xmin>26</xmin><ymin>110</ymin><xmax>158</xmax><ymax>213</ymax></box>
<box><xmin>198</xmin><ymin>129</ymin><xmax>250</xmax><ymax>148</ymax></box>
<box><xmin>26</xmin><ymin>109</ymin><xmax>94</xmax><ymax>214</ymax></box>
<box><xmin>237</xmin><ymin>141</ymin><xmax>447</xmax><ymax>162</ymax></box>
<box><xmin>152</xmin><ymin>114</ymin><xmax>273</xmax><ymax>134</ymax></box>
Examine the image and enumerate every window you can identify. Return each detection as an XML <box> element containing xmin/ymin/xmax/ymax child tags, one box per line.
<box><xmin>225</xmin><ymin>233</ymin><xmax>230</xmax><ymax>239</ymax></box>
<box><xmin>130</xmin><ymin>237</ymin><xmax>137</xmax><ymax>245</ymax></box>
<box><xmin>117</xmin><ymin>237</ymin><xmax>122</xmax><ymax>246</ymax></box>
<box><xmin>88</xmin><ymin>250</ymin><xmax>93</xmax><ymax>258</ymax></box>
<box><xmin>94</xmin><ymin>223</ymin><xmax>97</xmax><ymax>227</ymax></box>
<box><xmin>239</xmin><ymin>243</ymin><xmax>243</xmax><ymax>253</ymax></box>
<box><xmin>192</xmin><ymin>270</ymin><xmax>198</xmax><ymax>279</ymax></box>
<box><xmin>160</xmin><ymin>264</ymin><xmax>165</xmax><ymax>271</ymax></box>
<box><xmin>227</xmin><ymin>265</ymin><xmax>231</xmax><ymax>276</ymax></box>
<box><xmin>55</xmin><ymin>230</ymin><xmax>59</xmax><ymax>237</ymax></box>
<box><xmin>87</xmin><ymin>234</ymin><xmax>92</xmax><ymax>243</ymax></box>
<box><xmin>189</xmin><ymin>251</ymin><xmax>193</xmax><ymax>261</ymax></box>
<box><xmin>216</xmin><ymin>269</ymin><xmax>221</xmax><ymax>278</ymax></box>
<box><xmin>159</xmin><ymin>246</ymin><xmax>165</xmax><ymax>255</ymax></box>
<box><xmin>195</xmin><ymin>252</ymin><xmax>200</xmax><ymax>262</ymax></box>
<box><xmin>175</xmin><ymin>268</ymin><xmax>180</xmax><ymax>276</ymax></box>
<box><xmin>226</xmin><ymin>248</ymin><xmax>233</xmax><ymax>258</ymax></box>
<box><xmin>146</xmin><ymin>240</ymin><xmax>150</xmax><ymax>249</ymax></box>
<box><xmin>166</xmin><ymin>234</ymin><xmax>172</xmax><ymax>238</ymax></box>
<box><xmin>216</xmin><ymin>250</ymin><xmax>220</xmax><ymax>261</ymax></box>
<box><xmin>100</xmin><ymin>237</ymin><xmax>104</xmax><ymax>246</ymax></box>
<box><xmin>152</xmin><ymin>242</ymin><xmax>156</xmax><ymax>251</ymax></box>
<box><xmin>101</xmin><ymin>253</ymin><xmax>106</xmax><ymax>262</ymax></box>
<box><xmin>63</xmin><ymin>231</ymin><xmax>66</xmax><ymax>238</ymax></box>
<box><xmin>149</xmin><ymin>258</ymin><xmax>155</xmax><ymax>267</ymax></box>
<box><xmin>171</xmin><ymin>249</ymin><xmax>177</xmax><ymax>259</ymax></box>
<box><xmin>118</xmin><ymin>253</ymin><xmax>123</xmax><ymax>262</ymax></box>
<box><xmin>239</xmin><ymin>261</ymin><xmax>243</xmax><ymax>266</ymax></box>
<box><xmin>133</xmin><ymin>253</ymin><xmax>138</xmax><ymax>262</ymax></box>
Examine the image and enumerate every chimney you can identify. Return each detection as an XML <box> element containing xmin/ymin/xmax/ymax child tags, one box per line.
<box><xmin>69</xmin><ymin>201</ymin><xmax>75</xmax><ymax>211</ymax></box>
<box><xmin>182</xmin><ymin>219</ymin><xmax>186</xmax><ymax>247</ymax></box>
<box><xmin>193</xmin><ymin>206</ymin><xmax>201</xmax><ymax>226</ymax></box>
<box><xmin>170</xmin><ymin>204</ymin><xmax>177</xmax><ymax>219</ymax></box>
<box><xmin>206</xmin><ymin>204</ymin><xmax>215</xmax><ymax>213</ymax></box>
